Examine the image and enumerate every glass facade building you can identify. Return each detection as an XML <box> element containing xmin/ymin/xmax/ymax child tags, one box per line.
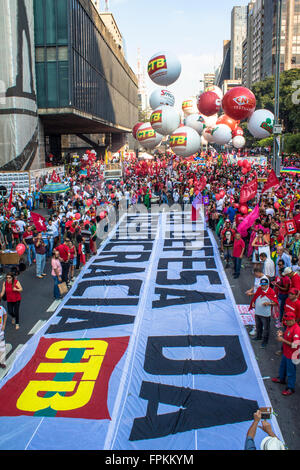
<box><xmin>33</xmin><ymin>0</ymin><xmax>138</xmax><ymax>132</ymax></box>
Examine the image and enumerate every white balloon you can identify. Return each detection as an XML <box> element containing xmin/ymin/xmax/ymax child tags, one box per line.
<box><xmin>169</xmin><ymin>126</ymin><xmax>201</xmax><ymax>157</ymax></box>
<box><xmin>204</xmin><ymin>85</ymin><xmax>223</xmax><ymax>100</ymax></box>
<box><xmin>232</xmin><ymin>135</ymin><xmax>246</xmax><ymax>149</ymax></box>
<box><xmin>184</xmin><ymin>113</ymin><xmax>206</xmax><ymax>134</ymax></box>
<box><xmin>248</xmin><ymin>109</ymin><xmax>275</xmax><ymax>139</ymax></box>
<box><xmin>150</xmin><ymin>105</ymin><xmax>181</xmax><ymax>136</ymax></box>
<box><xmin>211</xmin><ymin>124</ymin><xmax>232</xmax><ymax>145</ymax></box>
<box><xmin>136</xmin><ymin>123</ymin><xmax>163</xmax><ymax>149</ymax></box>
<box><xmin>203</xmin><ymin>113</ymin><xmax>218</xmax><ymax>128</ymax></box>
<box><xmin>182</xmin><ymin>97</ymin><xmax>197</xmax><ymax>116</ymax></box>
<box><xmin>147</xmin><ymin>51</ymin><xmax>181</xmax><ymax>86</ymax></box>
<box><xmin>202</xmin><ymin>127</ymin><xmax>215</xmax><ymax>143</ymax></box>
<box><xmin>149</xmin><ymin>89</ymin><xmax>175</xmax><ymax>109</ymax></box>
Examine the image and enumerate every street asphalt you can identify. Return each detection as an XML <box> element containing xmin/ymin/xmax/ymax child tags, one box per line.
<box><xmin>0</xmin><ymin>213</ymin><xmax>299</xmax><ymax>450</ymax></box>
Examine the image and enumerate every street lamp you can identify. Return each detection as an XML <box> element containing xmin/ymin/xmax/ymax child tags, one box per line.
<box><xmin>273</xmin><ymin>0</ymin><xmax>283</xmax><ymax>177</ymax></box>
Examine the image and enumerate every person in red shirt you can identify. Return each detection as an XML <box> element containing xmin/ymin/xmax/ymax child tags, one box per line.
<box><xmin>283</xmin><ymin>267</ymin><xmax>300</xmax><ymax>292</ymax></box>
<box><xmin>272</xmin><ymin>312</ymin><xmax>300</xmax><ymax>396</ymax></box>
<box><xmin>57</xmin><ymin>239</ymin><xmax>71</xmax><ymax>286</ymax></box>
<box><xmin>232</xmin><ymin>232</ymin><xmax>245</xmax><ymax>279</ymax></box>
<box><xmin>284</xmin><ymin>289</ymin><xmax>300</xmax><ymax>324</ymax></box>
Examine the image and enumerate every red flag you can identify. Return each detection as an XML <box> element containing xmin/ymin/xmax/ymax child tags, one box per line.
<box><xmin>262</xmin><ymin>169</ymin><xmax>280</xmax><ymax>194</ymax></box>
<box><xmin>7</xmin><ymin>182</ymin><xmax>16</xmax><ymax>211</ymax></box>
<box><xmin>198</xmin><ymin>176</ymin><xmax>207</xmax><ymax>192</ymax></box>
<box><xmin>51</xmin><ymin>170</ymin><xmax>61</xmax><ymax>183</ymax></box>
<box><xmin>30</xmin><ymin>212</ymin><xmax>47</xmax><ymax>232</ymax></box>
<box><xmin>239</xmin><ymin>178</ymin><xmax>258</xmax><ymax>204</ymax></box>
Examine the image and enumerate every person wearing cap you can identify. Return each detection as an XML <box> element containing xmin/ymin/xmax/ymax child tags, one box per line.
<box><xmin>250</xmin><ymin>278</ymin><xmax>279</xmax><ymax>348</ymax></box>
<box><xmin>272</xmin><ymin>311</ymin><xmax>300</xmax><ymax>396</ymax></box>
<box><xmin>282</xmin><ymin>267</ymin><xmax>300</xmax><ymax>293</ymax></box>
<box><xmin>220</xmin><ymin>220</ymin><xmax>236</xmax><ymax>269</ymax></box>
<box><xmin>245</xmin><ymin>410</ymin><xmax>284</xmax><ymax>450</ymax></box>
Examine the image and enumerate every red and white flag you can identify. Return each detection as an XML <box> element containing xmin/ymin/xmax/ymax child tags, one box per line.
<box><xmin>239</xmin><ymin>178</ymin><xmax>258</xmax><ymax>204</ymax></box>
<box><xmin>51</xmin><ymin>170</ymin><xmax>61</xmax><ymax>183</ymax></box>
<box><xmin>30</xmin><ymin>212</ymin><xmax>47</xmax><ymax>232</ymax></box>
<box><xmin>262</xmin><ymin>169</ymin><xmax>280</xmax><ymax>194</ymax></box>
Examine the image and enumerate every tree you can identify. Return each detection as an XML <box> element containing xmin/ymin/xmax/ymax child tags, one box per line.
<box><xmin>251</xmin><ymin>69</ymin><xmax>300</xmax><ymax>134</ymax></box>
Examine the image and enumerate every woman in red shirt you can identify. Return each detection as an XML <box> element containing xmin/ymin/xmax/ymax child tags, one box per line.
<box><xmin>0</xmin><ymin>272</ymin><xmax>23</xmax><ymax>329</ymax></box>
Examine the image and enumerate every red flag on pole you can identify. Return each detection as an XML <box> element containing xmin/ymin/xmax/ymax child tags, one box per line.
<box><xmin>30</xmin><ymin>212</ymin><xmax>47</xmax><ymax>232</ymax></box>
<box><xmin>51</xmin><ymin>170</ymin><xmax>61</xmax><ymax>183</ymax></box>
<box><xmin>239</xmin><ymin>178</ymin><xmax>258</xmax><ymax>204</ymax></box>
<box><xmin>7</xmin><ymin>182</ymin><xmax>16</xmax><ymax>211</ymax></box>
<box><xmin>262</xmin><ymin>169</ymin><xmax>280</xmax><ymax>194</ymax></box>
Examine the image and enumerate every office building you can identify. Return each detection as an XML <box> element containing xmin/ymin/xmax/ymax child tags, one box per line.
<box><xmin>203</xmin><ymin>73</ymin><xmax>216</xmax><ymax>90</ymax></box>
<box><xmin>215</xmin><ymin>40</ymin><xmax>232</xmax><ymax>89</ymax></box>
<box><xmin>230</xmin><ymin>6</ymin><xmax>248</xmax><ymax>80</ymax></box>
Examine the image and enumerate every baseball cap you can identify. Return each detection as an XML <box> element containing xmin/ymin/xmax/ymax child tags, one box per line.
<box><xmin>283</xmin><ymin>312</ymin><xmax>296</xmax><ymax>321</ymax></box>
<box><xmin>260</xmin><ymin>436</ymin><xmax>285</xmax><ymax>451</ymax></box>
<box><xmin>283</xmin><ymin>267</ymin><xmax>293</xmax><ymax>276</ymax></box>
<box><xmin>260</xmin><ymin>278</ymin><xmax>269</xmax><ymax>286</ymax></box>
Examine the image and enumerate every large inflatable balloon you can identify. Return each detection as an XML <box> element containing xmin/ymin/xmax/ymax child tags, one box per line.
<box><xmin>132</xmin><ymin>122</ymin><xmax>143</xmax><ymax>140</ymax></box>
<box><xmin>147</xmin><ymin>51</ymin><xmax>181</xmax><ymax>86</ymax></box>
<box><xmin>205</xmin><ymin>85</ymin><xmax>223</xmax><ymax>100</ymax></box>
<box><xmin>247</xmin><ymin>109</ymin><xmax>274</xmax><ymax>139</ymax></box>
<box><xmin>182</xmin><ymin>97</ymin><xmax>197</xmax><ymax>116</ymax></box>
<box><xmin>211</xmin><ymin>124</ymin><xmax>232</xmax><ymax>145</ymax></box>
<box><xmin>136</xmin><ymin>123</ymin><xmax>163</xmax><ymax>149</ymax></box>
<box><xmin>169</xmin><ymin>126</ymin><xmax>201</xmax><ymax>157</ymax></box>
<box><xmin>149</xmin><ymin>88</ymin><xmax>175</xmax><ymax>109</ymax></box>
<box><xmin>197</xmin><ymin>91</ymin><xmax>221</xmax><ymax>117</ymax></box>
<box><xmin>216</xmin><ymin>114</ymin><xmax>239</xmax><ymax>131</ymax></box>
<box><xmin>232</xmin><ymin>126</ymin><xmax>244</xmax><ymax>138</ymax></box>
<box><xmin>202</xmin><ymin>127</ymin><xmax>215</xmax><ymax>143</ymax></box>
<box><xmin>184</xmin><ymin>113</ymin><xmax>206</xmax><ymax>134</ymax></box>
<box><xmin>150</xmin><ymin>105</ymin><xmax>181</xmax><ymax>136</ymax></box>
<box><xmin>222</xmin><ymin>86</ymin><xmax>256</xmax><ymax>121</ymax></box>
<box><xmin>232</xmin><ymin>135</ymin><xmax>246</xmax><ymax>149</ymax></box>
<box><xmin>203</xmin><ymin>113</ymin><xmax>218</xmax><ymax>129</ymax></box>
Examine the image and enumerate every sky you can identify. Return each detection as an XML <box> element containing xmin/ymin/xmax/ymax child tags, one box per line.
<box><xmin>108</xmin><ymin>0</ymin><xmax>249</xmax><ymax>112</ymax></box>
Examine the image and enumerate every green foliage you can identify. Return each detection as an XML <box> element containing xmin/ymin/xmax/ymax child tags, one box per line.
<box><xmin>251</xmin><ymin>69</ymin><xmax>300</xmax><ymax>134</ymax></box>
<box><xmin>256</xmin><ymin>133</ymin><xmax>300</xmax><ymax>153</ymax></box>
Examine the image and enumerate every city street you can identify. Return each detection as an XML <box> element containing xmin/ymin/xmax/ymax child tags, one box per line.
<box><xmin>0</xmin><ymin>221</ymin><xmax>299</xmax><ymax>450</ymax></box>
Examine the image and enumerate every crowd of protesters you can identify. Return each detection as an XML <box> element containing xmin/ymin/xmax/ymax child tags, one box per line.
<box><xmin>0</xmin><ymin>150</ymin><xmax>299</xmax><ymax>398</ymax></box>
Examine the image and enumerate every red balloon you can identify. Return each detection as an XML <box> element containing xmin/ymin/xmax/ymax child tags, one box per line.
<box><xmin>222</xmin><ymin>86</ymin><xmax>256</xmax><ymax>121</ymax></box>
<box><xmin>232</xmin><ymin>126</ymin><xmax>244</xmax><ymax>138</ymax></box>
<box><xmin>215</xmin><ymin>194</ymin><xmax>221</xmax><ymax>201</ymax></box>
<box><xmin>132</xmin><ymin>122</ymin><xmax>143</xmax><ymax>140</ymax></box>
<box><xmin>16</xmin><ymin>243</ymin><xmax>25</xmax><ymax>255</ymax></box>
<box><xmin>242</xmin><ymin>159</ymin><xmax>249</xmax><ymax>167</ymax></box>
<box><xmin>216</xmin><ymin>114</ymin><xmax>238</xmax><ymax>131</ymax></box>
<box><xmin>75</xmin><ymin>213</ymin><xmax>81</xmax><ymax>220</ymax></box>
<box><xmin>197</xmin><ymin>91</ymin><xmax>221</xmax><ymax>117</ymax></box>
<box><xmin>238</xmin><ymin>160</ymin><xmax>243</xmax><ymax>167</ymax></box>
<box><xmin>240</xmin><ymin>205</ymin><xmax>248</xmax><ymax>214</ymax></box>
<box><xmin>219</xmin><ymin>190</ymin><xmax>226</xmax><ymax>198</ymax></box>
<box><xmin>108</xmin><ymin>184</ymin><xmax>113</xmax><ymax>190</ymax></box>
<box><xmin>111</xmin><ymin>193</ymin><xmax>115</xmax><ymax>199</ymax></box>
<box><xmin>86</xmin><ymin>199</ymin><xmax>93</xmax><ymax>206</ymax></box>
<box><xmin>100</xmin><ymin>211</ymin><xmax>106</xmax><ymax>219</ymax></box>
<box><xmin>242</xmin><ymin>167</ymin><xmax>248</xmax><ymax>175</ymax></box>
<box><xmin>240</xmin><ymin>176</ymin><xmax>244</xmax><ymax>182</ymax></box>
<box><xmin>274</xmin><ymin>202</ymin><xmax>280</xmax><ymax>210</ymax></box>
